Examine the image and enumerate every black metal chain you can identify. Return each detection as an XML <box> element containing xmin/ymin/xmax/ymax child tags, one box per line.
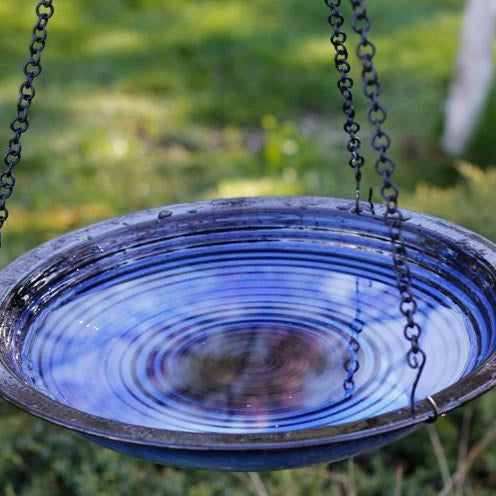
<box><xmin>347</xmin><ymin>0</ymin><xmax>426</xmax><ymax>411</ymax></box>
<box><xmin>325</xmin><ymin>0</ymin><xmax>365</xmax><ymax>213</ymax></box>
<box><xmin>0</xmin><ymin>0</ymin><xmax>54</xmax><ymax>243</ymax></box>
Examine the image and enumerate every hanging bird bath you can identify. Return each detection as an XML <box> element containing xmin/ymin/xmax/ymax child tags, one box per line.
<box><xmin>1</xmin><ymin>0</ymin><xmax>496</xmax><ymax>473</ymax></box>
<box><xmin>1</xmin><ymin>196</ymin><xmax>496</xmax><ymax>471</ymax></box>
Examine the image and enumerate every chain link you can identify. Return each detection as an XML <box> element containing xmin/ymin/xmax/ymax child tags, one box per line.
<box><xmin>347</xmin><ymin>0</ymin><xmax>426</xmax><ymax>411</ymax></box>
<box><xmin>1</xmin><ymin>0</ymin><xmax>54</xmax><ymax>240</ymax></box>
<box><xmin>325</xmin><ymin>0</ymin><xmax>365</xmax><ymax>213</ymax></box>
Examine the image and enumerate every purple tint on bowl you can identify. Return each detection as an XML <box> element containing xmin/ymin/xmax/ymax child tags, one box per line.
<box><xmin>12</xmin><ymin>206</ymin><xmax>492</xmax><ymax>434</ymax></box>
<box><xmin>0</xmin><ymin>196</ymin><xmax>496</xmax><ymax>470</ymax></box>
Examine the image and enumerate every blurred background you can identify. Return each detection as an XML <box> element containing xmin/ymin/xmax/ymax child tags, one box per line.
<box><xmin>1</xmin><ymin>0</ymin><xmax>496</xmax><ymax>494</ymax></box>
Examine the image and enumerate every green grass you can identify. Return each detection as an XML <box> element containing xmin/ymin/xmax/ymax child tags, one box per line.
<box><xmin>2</xmin><ymin>0</ymin><xmax>496</xmax><ymax>494</ymax></box>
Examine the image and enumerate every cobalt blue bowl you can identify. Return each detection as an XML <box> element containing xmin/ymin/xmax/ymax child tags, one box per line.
<box><xmin>1</xmin><ymin>196</ymin><xmax>496</xmax><ymax>471</ymax></box>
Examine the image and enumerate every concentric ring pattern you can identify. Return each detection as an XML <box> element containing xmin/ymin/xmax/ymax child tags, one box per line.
<box><xmin>7</xmin><ymin>204</ymin><xmax>496</xmax><ymax>435</ymax></box>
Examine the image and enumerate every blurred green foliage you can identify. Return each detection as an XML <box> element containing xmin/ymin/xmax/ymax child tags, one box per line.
<box><xmin>1</xmin><ymin>0</ymin><xmax>496</xmax><ymax>494</ymax></box>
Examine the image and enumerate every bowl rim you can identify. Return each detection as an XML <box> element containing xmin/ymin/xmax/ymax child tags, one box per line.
<box><xmin>1</xmin><ymin>195</ymin><xmax>496</xmax><ymax>451</ymax></box>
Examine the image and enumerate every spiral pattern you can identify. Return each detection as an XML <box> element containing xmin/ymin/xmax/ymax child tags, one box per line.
<box><xmin>13</xmin><ymin>209</ymin><xmax>494</xmax><ymax>435</ymax></box>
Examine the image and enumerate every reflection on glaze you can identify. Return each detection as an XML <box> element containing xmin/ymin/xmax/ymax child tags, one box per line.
<box><xmin>17</xmin><ymin>234</ymin><xmax>479</xmax><ymax>434</ymax></box>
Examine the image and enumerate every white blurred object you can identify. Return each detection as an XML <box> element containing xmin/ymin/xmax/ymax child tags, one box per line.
<box><xmin>442</xmin><ymin>0</ymin><xmax>496</xmax><ymax>155</ymax></box>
